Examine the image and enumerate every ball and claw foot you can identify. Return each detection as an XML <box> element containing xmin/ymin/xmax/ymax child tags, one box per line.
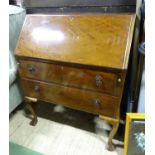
<box><xmin>107</xmin><ymin>142</ymin><xmax>115</xmax><ymax>151</ymax></box>
<box><xmin>30</xmin><ymin>118</ymin><xmax>38</xmax><ymax>126</ymax></box>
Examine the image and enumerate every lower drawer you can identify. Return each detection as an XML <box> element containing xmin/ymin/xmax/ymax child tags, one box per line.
<box><xmin>21</xmin><ymin>78</ymin><xmax>119</xmax><ymax>118</ymax></box>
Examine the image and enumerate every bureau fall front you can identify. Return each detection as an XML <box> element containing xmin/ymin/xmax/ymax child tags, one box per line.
<box><xmin>15</xmin><ymin>14</ymin><xmax>135</xmax><ymax>151</ymax></box>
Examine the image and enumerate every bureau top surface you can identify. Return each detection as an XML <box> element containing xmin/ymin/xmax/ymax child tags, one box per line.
<box><xmin>16</xmin><ymin>14</ymin><xmax>135</xmax><ymax>70</ymax></box>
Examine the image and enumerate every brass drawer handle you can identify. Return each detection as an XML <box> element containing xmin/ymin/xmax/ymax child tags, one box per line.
<box><xmin>28</xmin><ymin>65</ymin><xmax>35</xmax><ymax>73</ymax></box>
<box><xmin>34</xmin><ymin>85</ymin><xmax>40</xmax><ymax>92</ymax></box>
<box><xmin>93</xmin><ymin>99</ymin><xmax>101</xmax><ymax>108</ymax></box>
<box><xmin>95</xmin><ymin>75</ymin><xmax>103</xmax><ymax>87</ymax></box>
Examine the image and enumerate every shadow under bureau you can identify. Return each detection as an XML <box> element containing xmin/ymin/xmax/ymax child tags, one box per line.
<box><xmin>15</xmin><ymin>14</ymin><xmax>135</xmax><ymax>151</ymax></box>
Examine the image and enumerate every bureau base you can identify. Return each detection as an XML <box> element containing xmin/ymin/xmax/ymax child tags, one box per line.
<box><xmin>24</xmin><ymin>96</ymin><xmax>119</xmax><ymax>151</ymax></box>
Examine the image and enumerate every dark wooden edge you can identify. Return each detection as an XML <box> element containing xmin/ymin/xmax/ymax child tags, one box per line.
<box><xmin>16</xmin><ymin>56</ymin><xmax>126</xmax><ymax>73</ymax></box>
<box><xmin>26</xmin><ymin>6</ymin><xmax>136</xmax><ymax>14</ymax></box>
<box><xmin>23</xmin><ymin>0</ymin><xmax>136</xmax><ymax>7</ymax></box>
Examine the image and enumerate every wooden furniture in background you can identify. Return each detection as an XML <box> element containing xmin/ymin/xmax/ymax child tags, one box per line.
<box><xmin>18</xmin><ymin>0</ymin><xmax>136</xmax><ymax>14</ymax></box>
<box><xmin>15</xmin><ymin>14</ymin><xmax>135</xmax><ymax>151</ymax></box>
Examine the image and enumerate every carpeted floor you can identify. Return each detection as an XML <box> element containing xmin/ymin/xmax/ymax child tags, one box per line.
<box><xmin>9</xmin><ymin>102</ymin><xmax>124</xmax><ymax>155</ymax></box>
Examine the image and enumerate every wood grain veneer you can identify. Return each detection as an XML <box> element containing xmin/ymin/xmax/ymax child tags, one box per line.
<box><xmin>21</xmin><ymin>78</ymin><xmax>119</xmax><ymax>118</ymax></box>
<box><xmin>15</xmin><ymin>14</ymin><xmax>135</xmax><ymax>151</ymax></box>
<box><xmin>18</xmin><ymin>60</ymin><xmax>120</xmax><ymax>96</ymax></box>
<box><xmin>16</xmin><ymin>14</ymin><xmax>135</xmax><ymax>69</ymax></box>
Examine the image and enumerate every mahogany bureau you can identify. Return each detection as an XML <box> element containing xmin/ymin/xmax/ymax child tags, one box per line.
<box><xmin>15</xmin><ymin>14</ymin><xmax>135</xmax><ymax>151</ymax></box>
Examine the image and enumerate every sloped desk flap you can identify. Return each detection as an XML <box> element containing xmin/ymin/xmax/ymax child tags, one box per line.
<box><xmin>16</xmin><ymin>14</ymin><xmax>135</xmax><ymax>70</ymax></box>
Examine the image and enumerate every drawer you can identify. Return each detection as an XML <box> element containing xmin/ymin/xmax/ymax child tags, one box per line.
<box><xmin>21</xmin><ymin>78</ymin><xmax>119</xmax><ymax>118</ymax></box>
<box><xmin>18</xmin><ymin>60</ymin><xmax>118</xmax><ymax>95</ymax></box>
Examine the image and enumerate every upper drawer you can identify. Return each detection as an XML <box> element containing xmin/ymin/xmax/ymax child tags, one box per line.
<box><xmin>18</xmin><ymin>60</ymin><xmax>118</xmax><ymax>95</ymax></box>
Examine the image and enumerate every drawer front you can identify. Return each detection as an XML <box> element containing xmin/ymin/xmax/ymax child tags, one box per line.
<box><xmin>19</xmin><ymin>60</ymin><xmax>118</xmax><ymax>95</ymax></box>
<box><xmin>21</xmin><ymin>78</ymin><xmax>119</xmax><ymax>118</ymax></box>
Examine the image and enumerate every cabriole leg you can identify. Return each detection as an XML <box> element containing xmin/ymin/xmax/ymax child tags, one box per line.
<box><xmin>99</xmin><ymin>115</ymin><xmax>119</xmax><ymax>151</ymax></box>
<box><xmin>25</xmin><ymin>97</ymin><xmax>38</xmax><ymax>126</ymax></box>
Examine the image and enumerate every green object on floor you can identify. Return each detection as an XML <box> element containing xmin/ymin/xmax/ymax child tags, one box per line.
<box><xmin>9</xmin><ymin>142</ymin><xmax>43</xmax><ymax>155</ymax></box>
